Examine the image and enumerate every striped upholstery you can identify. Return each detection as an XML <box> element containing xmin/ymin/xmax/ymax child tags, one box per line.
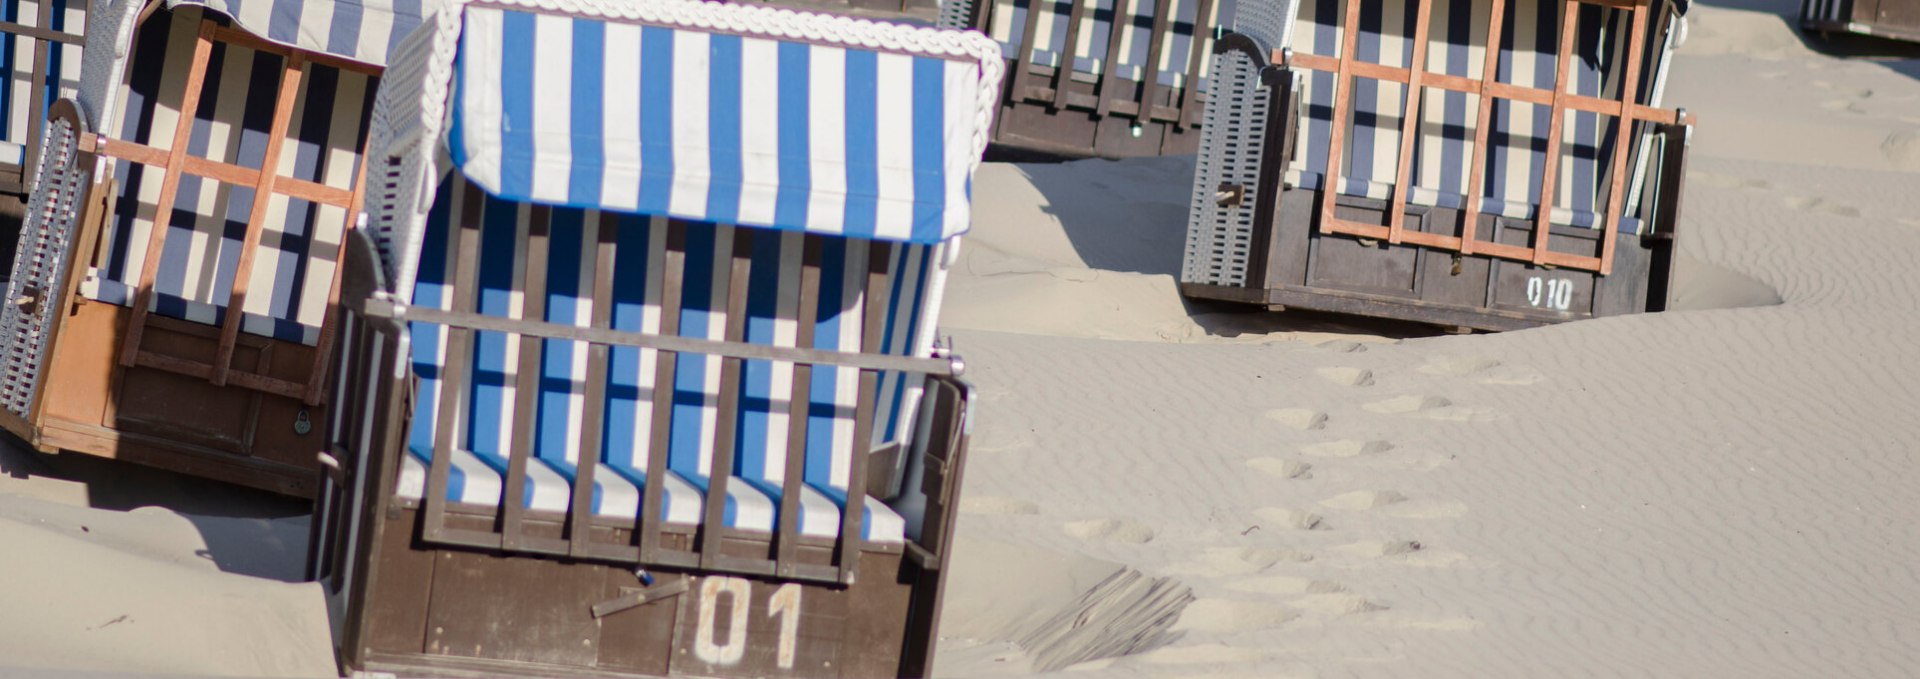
<box><xmin>448</xmin><ymin>7</ymin><xmax>981</xmax><ymax>247</ymax></box>
<box><xmin>1286</xmin><ymin>0</ymin><xmax>1665</xmax><ymax>230</ymax></box>
<box><xmin>986</xmin><ymin>0</ymin><xmax>1224</xmax><ymax>88</ymax></box>
<box><xmin>164</xmin><ymin>0</ymin><xmax>429</xmax><ymax>66</ymax></box>
<box><xmin>1</xmin><ymin>0</ymin><xmax>83</xmax><ymax>169</ymax></box>
<box><xmin>393</xmin><ymin>172</ymin><xmax>932</xmax><ymax>543</ymax></box>
<box><xmin>80</xmin><ymin>7</ymin><xmax>375</xmax><ymax>344</ymax></box>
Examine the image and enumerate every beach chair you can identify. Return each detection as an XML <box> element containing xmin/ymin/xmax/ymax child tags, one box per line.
<box><xmin>0</xmin><ymin>0</ymin><xmax>85</xmax><ymax>197</ymax></box>
<box><xmin>1802</xmin><ymin>0</ymin><xmax>1920</xmax><ymax>44</ymax></box>
<box><xmin>0</xmin><ymin>0</ymin><xmax>425</xmax><ymax>495</ymax></box>
<box><xmin>304</xmin><ymin>0</ymin><xmax>998</xmax><ymax>675</ymax></box>
<box><xmin>940</xmin><ymin>0</ymin><xmax>1228</xmax><ymax>156</ymax></box>
<box><xmin>1179</xmin><ymin>0</ymin><xmax>1694</xmax><ymax>331</ymax></box>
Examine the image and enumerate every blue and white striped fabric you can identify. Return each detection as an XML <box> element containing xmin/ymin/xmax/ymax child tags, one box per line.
<box><xmin>164</xmin><ymin>0</ymin><xmax>431</xmax><ymax>67</ymax></box>
<box><xmin>394</xmin><ymin>172</ymin><xmax>921</xmax><ymax>543</ymax></box>
<box><xmin>81</xmin><ymin>7</ymin><xmax>375</xmax><ymax>344</ymax></box>
<box><xmin>446</xmin><ymin>6</ymin><xmax>979</xmax><ymax>246</ymax></box>
<box><xmin>987</xmin><ymin>0</ymin><xmax>1225</xmax><ymax>88</ymax></box>
<box><xmin>1</xmin><ymin>0</ymin><xmax>84</xmax><ymax>169</ymax></box>
<box><xmin>1286</xmin><ymin>0</ymin><xmax>1664</xmax><ymax>232</ymax></box>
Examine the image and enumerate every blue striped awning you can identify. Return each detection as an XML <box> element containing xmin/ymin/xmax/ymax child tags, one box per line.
<box><xmin>446</xmin><ymin>6</ymin><xmax>982</xmax><ymax>245</ymax></box>
<box><xmin>165</xmin><ymin>0</ymin><xmax>431</xmax><ymax>66</ymax></box>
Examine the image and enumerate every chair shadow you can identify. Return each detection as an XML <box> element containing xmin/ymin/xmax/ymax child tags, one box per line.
<box><xmin>0</xmin><ymin>432</ymin><xmax>312</xmax><ymax>582</ymax></box>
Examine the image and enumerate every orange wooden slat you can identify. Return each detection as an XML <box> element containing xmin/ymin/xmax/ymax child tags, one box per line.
<box><xmin>1458</xmin><ymin>0</ymin><xmax>1510</xmax><ymax>255</ymax></box>
<box><xmin>212</xmin><ymin>54</ymin><xmax>305</xmax><ymax>386</ymax></box>
<box><xmin>1315</xmin><ymin>0</ymin><xmax>1367</xmax><ymax>235</ymax></box>
<box><xmin>118</xmin><ymin>20</ymin><xmax>218</xmax><ymax>369</ymax></box>
<box><xmin>1597</xmin><ymin>4</ymin><xmax>1652</xmax><ymax>276</ymax></box>
<box><xmin>1527</xmin><ymin>0</ymin><xmax>1583</xmax><ymax>266</ymax></box>
<box><xmin>301</xmin><ymin>152</ymin><xmax>372</xmax><ymax>406</ymax></box>
<box><xmin>1386</xmin><ymin>0</ymin><xmax>1437</xmax><ymax>244</ymax></box>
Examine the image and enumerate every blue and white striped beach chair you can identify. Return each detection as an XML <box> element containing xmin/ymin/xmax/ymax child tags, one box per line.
<box><xmin>0</xmin><ymin>0</ymin><xmax>84</xmax><ymax>193</ymax></box>
<box><xmin>0</xmin><ymin>0</ymin><xmax>429</xmax><ymax>495</ymax></box>
<box><xmin>1180</xmin><ymin>0</ymin><xmax>1694</xmax><ymax>331</ymax></box>
<box><xmin>308</xmin><ymin>0</ymin><xmax>998</xmax><ymax>676</ymax></box>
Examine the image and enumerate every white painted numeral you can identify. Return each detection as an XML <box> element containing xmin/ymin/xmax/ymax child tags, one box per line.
<box><xmin>691</xmin><ymin>578</ymin><xmax>805</xmax><ymax>670</ymax></box>
<box><xmin>1525</xmin><ymin>276</ymin><xmax>1575</xmax><ymax>311</ymax></box>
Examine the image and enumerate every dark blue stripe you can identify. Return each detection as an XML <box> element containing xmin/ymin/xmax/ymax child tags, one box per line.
<box><xmin>706</xmin><ymin>34</ymin><xmax>743</xmax><ymax>223</ymax></box>
<box><xmin>909</xmin><ymin>58</ymin><xmax>945</xmax><ymax>243</ymax></box>
<box><xmin>735</xmin><ymin>230</ymin><xmax>785</xmax><ymax>480</ymax></box>
<box><xmin>537</xmin><ymin>208</ymin><xmax>587</xmax><ymax>464</ymax></box>
<box><xmin>497</xmin><ymin>10</ymin><xmax>537</xmax><ymax>198</ymax></box>
<box><xmin>772</xmin><ymin>42</ymin><xmax>810</xmax><ymax>228</ymax></box>
<box><xmin>568</xmin><ymin>18</ymin><xmax>605</xmax><ymax>206</ymax></box>
<box><xmin>601</xmin><ymin>212</ymin><xmax>652</xmax><ymax>472</ymax></box>
<box><xmin>325</xmin><ymin>0</ymin><xmax>364</xmax><ymax>60</ymax></box>
<box><xmin>636</xmin><ymin>27</ymin><xmax>674</xmax><ymax>214</ymax></box>
<box><xmin>842</xmin><ymin>51</ymin><xmax>879</xmax><ymax>238</ymax></box>
<box><xmin>467</xmin><ymin>192</ymin><xmax>520</xmax><ymax>458</ymax></box>
<box><xmin>668</xmin><ymin>225</ymin><xmax>717</xmax><ymax>474</ymax></box>
<box><xmin>407</xmin><ymin>175</ymin><xmax>457</xmax><ymax>492</ymax></box>
<box><xmin>803</xmin><ymin>239</ymin><xmax>847</xmax><ymax>486</ymax></box>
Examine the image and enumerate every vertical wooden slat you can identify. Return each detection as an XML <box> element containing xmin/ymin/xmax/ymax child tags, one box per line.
<box><xmin>1385</xmin><ymin>0</ymin><xmax>1435</xmax><ymax>244</ymax></box>
<box><xmin>637</xmin><ymin>219</ymin><xmax>685</xmax><ymax>564</ymax></box>
<box><xmin>499</xmin><ymin>205</ymin><xmax>552</xmax><ymax>550</ymax></box>
<box><xmin>568</xmin><ymin>212</ymin><xmax>620</xmax><ymax>558</ymax></box>
<box><xmin>1175</xmin><ymin>0</ymin><xmax>1217</xmax><ymax>128</ymax></box>
<box><xmin>1094</xmin><ymin>0</ymin><xmax>1131</xmax><ymax>117</ymax></box>
<box><xmin>1314</xmin><ymin>0</ymin><xmax>1365</xmax><ymax>234</ymax></box>
<box><xmin>1596</xmin><ymin>4</ymin><xmax>1649</xmax><ymax>277</ymax></box>
<box><xmin>1012</xmin><ymin>0</ymin><xmax>1049</xmax><ymax>104</ymax></box>
<box><xmin>836</xmin><ymin>241</ymin><xmax>892</xmax><ymax>584</ymax></box>
<box><xmin>422</xmin><ymin>186</ymin><xmax>486</xmax><ymax>542</ymax></box>
<box><xmin>21</xmin><ymin>0</ymin><xmax>51</xmax><ymax>179</ymax></box>
<box><xmin>118</xmin><ymin>20</ymin><xmax>219</xmax><ymax>369</ymax></box>
<box><xmin>302</xmin><ymin>144</ymin><xmax>372</xmax><ymax>405</ymax></box>
<box><xmin>1457</xmin><ymin>0</ymin><xmax>1511</xmax><ymax>254</ymax></box>
<box><xmin>698</xmin><ymin>230</ymin><xmax>753</xmax><ymax>570</ymax></box>
<box><xmin>212</xmin><ymin>53</ymin><xmax>305</xmax><ymax>386</ymax></box>
<box><xmin>774</xmin><ymin>236</ymin><xmax>822</xmax><ymax>579</ymax></box>
<box><xmin>1527</xmin><ymin>0</ymin><xmax>1583</xmax><ymax>265</ymax></box>
<box><xmin>1135</xmin><ymin>0</ymin><xmax>1176</xmax><ymax>124</ymax></box>
<box><xmin>1048</xmin><ymin>0</ymin><xmax>1092</xmax><ymax>109</ymax></box>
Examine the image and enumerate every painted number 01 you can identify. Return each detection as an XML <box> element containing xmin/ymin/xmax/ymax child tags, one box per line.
<box><xmin>1526</xmin><ymin>276</ymin><xmax>1574</xmax><ymax>311</ymax></box>
<box><xmin>693</xmin><ymin>577</ymin><xmax>802</xmax><ymax>670</ymax></box>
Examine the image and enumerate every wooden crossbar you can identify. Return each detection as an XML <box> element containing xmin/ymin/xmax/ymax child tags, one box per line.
<box><xmin>1285</xmin><ymin>0</ymin><xmax>1683</xmax><ymax>274</ymax></box>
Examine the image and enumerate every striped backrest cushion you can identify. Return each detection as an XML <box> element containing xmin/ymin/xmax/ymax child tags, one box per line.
<box><xmin>80</xmin><ymin>7</ymin><xmax>374</xmax><ymax>344</ymax></box>
<box><xmin>407</xmin><ymin>172</ymin><xmax>938</xmax><ymax>510</ymax></box>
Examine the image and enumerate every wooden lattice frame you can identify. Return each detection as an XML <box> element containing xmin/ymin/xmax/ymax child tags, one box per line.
<box><xmin>97</xmin><ymin>17</ymin><xmax>373</xmax><ymax>406</ymax></box>
<box><xmin>1281</xmin><ymin>0</ymin><xmax>1692</xmax><ymax>275</ymax></box>
<box><xmin>996</xmin><ymin>0</ymin><xmax>1216</xmax><ymax>129</ymax></box>
<box><xmin>0</xmin><ymin>0</ymin><xmax>87</xmax><ymax>190</ymax></box>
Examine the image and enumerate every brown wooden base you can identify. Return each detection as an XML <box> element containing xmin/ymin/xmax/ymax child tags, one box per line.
<box><xmin>328</xmin><ymin>507</ymin><xmax>944</xmax><ymax>678</ymax></box>
<box><xmin>990</xmin><ymin>59</ymin><xmax>1204</xmax><ymax>159</ymax></box>
<box><xmin>1802</xmin><ymin>17</ymin><xmax>1920</xmax><ymax>44</ymax></box>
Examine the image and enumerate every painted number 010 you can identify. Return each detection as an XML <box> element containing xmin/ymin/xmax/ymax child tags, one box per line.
<box><xmin>692</xmin><ymin>577</ymin><xmax>802</xmax><ymax>670</ymax></box>
<box><xmin>1526</xmin><ymin>276</ymin><xmax>1574</xmax><ymax>311</ymax></box>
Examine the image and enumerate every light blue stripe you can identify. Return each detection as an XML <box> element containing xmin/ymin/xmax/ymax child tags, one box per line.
<box><xmin>706</xmin><ymin>34</ymin><xmax>743</xmax><ymax>223</ymax></box>
<box><xmin>537</xmin><ymin>207</ymin><xmax>587</xmax><ymax>465</ymax></box>
<box><xmin>408</xmin><ymin>177</ymin><xmax>462</xmax><ymax>498</ymax></box>
<box><xmin>841</xmin><ymin>50</ymin><xmax>879</xmax><ymax>239</ymax></box>
<box><xmin>909</xmin><ymin>57</ymin><xmax>946</xmax><ymax>244</ymax></box>
<box><xmin>668</xmin><ymin>225</ymin><xmax>717</xmax><ymax>474</ymax></box>
<box><xmin>466</xmin><ymin>193</ymin><xmax>519</xmax><ymax>460</ymax></box>
<box><xmin>772</xmin><ymin>42</ymin><xmax>811</xmax><ymax>228</ymax></box>
<box><xmin>636</xmin><ymin>26</ymin><xmax>675</xmax><ymax>214</ymax></box>
<box><xmin>497</xmin><ymin>10</ymin><xmax>537</xmax><ymax>198</ymax></box>
<box><xmin>735</xmin><ymin>231</ymin><xmax>785</xmax><ymax>480</ymax></box>
<box><xmin>568</xmin><ymin>19</ymin><xmax>606</xmax><ymax>207</ymax></box>
<box><xmin>803</xmin><ymin>239</ymin><xmax>847</xmax><ymax>487</ymax></box>
<box><xmin>601</xmin><ymin>212</ymin><xmax>652</xmax><ymax>474</ymax></box>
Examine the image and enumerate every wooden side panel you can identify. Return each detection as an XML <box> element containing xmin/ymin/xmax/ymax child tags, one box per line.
<box><xmin>594</xmin><ymin>568</ymin><xmax>683</xmax><ymax>675</ymax></box>
<box><xmin>359</xmin><ymin>511</ymin><xmax>438</xmax><ymax>659</ymax></box>
<box><xmin>669</xmin><ymin>572</ymin><xmax>853</xmax><ymax>677</ymax></box>
<box><xmin>426</xmin><ymin>550</ymin><xmax>607</xmax><ymax>667</ymax></box>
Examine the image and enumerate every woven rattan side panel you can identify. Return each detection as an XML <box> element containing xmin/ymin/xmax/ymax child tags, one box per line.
<box><xmin>0</xmin><ymin>118</ymin><xmax>85</xmax><ymax>417</ymax></box>
<box><xmin>1181</xmin><ymin>49</ymin><xmax>1270</xmax><ymax>287</ymax></box>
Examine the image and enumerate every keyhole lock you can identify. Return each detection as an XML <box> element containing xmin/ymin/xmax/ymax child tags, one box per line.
<box><xmin>294</xmin><ymin>409</ymin><xmax>312</xmax><ymax>436</ymax></box>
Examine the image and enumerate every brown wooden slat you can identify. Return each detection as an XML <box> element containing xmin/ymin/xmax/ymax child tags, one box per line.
<box><xmin>423</xmin><ymin>186</ymin><xmax>488</xmax><ymax>545</ymax></box>
<box><xmin>1596</xmin><ymin>4</ymin><xmax>1652</xmax><ymax>276</ymax></box>
<box><xmin>1458</xmin><ymin>0</ymin><xmax>1510</xmax><ymax>255</ymax></box>
<box><xmin>774</xmin><ymin>237</ymin><xmax>822</xmax><ymax>579</ymax></box>
<box><xmin>0</xmin><ymin>20</ymin><xmax>84</xmax><ymax>45</ymax></box>
<box><xmin>698</xmin><ymin>230</ymin><xmax>754</xmax><ymax>570</ymax></box>
<box><xmin>212</xmin><ymin>53</ymin><xmax>305</xmax><ymax>386</ymax></box>
<box><xmin>1175</xmin><ymin>0</ymin><xmax>1217</xmax><ymax>129</ymax></box>
<box><xmin>1048</xmin><ymin>0</ymin><xmax>1092</xmax><ymax>110</ymax></box>
<box><xmin>132</xmin><ymin>351</ymin><xmax>308</xmax><ymax>400</ymax></box>
<box><xmin>637</xmin><ymin>219</ymin><xmax>685</xmax><ymax>564</ymax></box>
<box><xmin>20</xmin><ymin>1</ymin><xmax>50</xmax><ymax>178</ymax></box>
<box><xmin>1011</xmin><ymin>0</ymin><xmax>1048</xmax><ymax>105</ymax></box>
<box><xmin>500</xmin><ymin>206</ymin><xmax>554</xmax><ymax>550</ymax></box>
<box><xmin>1385</xmin><ymin>0</ymin><xmax>1436</xmax><ymax>245</ymax></box>
<box><xmin>838</xmin><ymin>242</ymin><xmax>894</xmax><ymax>583</ymax></box>
<box><xmin>1286</xmin><ymin>52</ymin><xmax>1683</xmax><ymax>124</ymax></box>
<box><xmin>302</xmin><ymin>152</ymin><xmax>373</xmax><ymax>406</ymax></box>
<box><xmin>1094</xmin><ymin>0</ymin><xmax>1131</xmax><ymax>118</ymax></box>
<box><xmin>118</xmin><ymin>20</ymin><xmax>218</xmax><ymax>370</ymax></box>
<box><xmin>1314</xmin><ymin>0</ymin><xmax>1366</xmax><ymax>235</ymax></box>
<box><xmin>1528</xmin><ymin>0</ymin><xmax>1584</xmax><ymax>265</ymax></box>
<box><xmin>1135</xmin><ymin>0</ymin><xmax>1177</xmax><ymax>131</ymax></box>
<box><xmin>568</xmin><ymin>213</ymin><xmax>620</xmax><ymax>559</ymax></box>
<box><xmin>100</xmin><ymin>141</ymin><xmax>360</xmax><ymax>206</ymax></box>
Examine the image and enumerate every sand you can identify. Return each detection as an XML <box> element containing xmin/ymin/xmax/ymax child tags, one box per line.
<box><xmin>3</xmin><ymin>0</ymin><xmax>1919</xmax><ymax>676</ymax></box>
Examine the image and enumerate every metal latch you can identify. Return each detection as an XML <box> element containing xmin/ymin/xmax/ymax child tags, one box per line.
<box><xmin>12</xmin><ymin>285</ymin><xmax>43</xmax><ymax>316</ymax></box>
<box><xmin>1215</xmin><ymin>182</ymin><xmax>1245</xmax><ymax>208</ymax></box>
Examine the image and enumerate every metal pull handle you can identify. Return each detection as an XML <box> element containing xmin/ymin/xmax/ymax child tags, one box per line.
<box><xmin>13</xmin><ymin>286</ymin><xmax>43</xmax><ymax>316</ymax></box>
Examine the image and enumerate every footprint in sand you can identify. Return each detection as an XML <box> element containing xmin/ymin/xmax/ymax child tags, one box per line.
<box><xmin>961</xmin><ymin>496</ymin><xmax>1041</xmax><ymax>515</ymax></box>
<box><xmin>1333</xmin><ymin>539</ymin><xmax>1425</xmax><ymax>558</ymax></box>
<box><xmin>1171</xmin><ymin>599</ymin><xmax>1301</xmax><ymax>632</ymax></box>
<box><xmin>1319</xmin><ymin>490</ymin><xmax>1408</xmax><ymax>511</ymax></box>
<box><xmin>1166</xmin><ymin>547</ymin><xmax>1314</xmax><ymax>576</ymax></box>
<box><xmin>1263</xmin><ymin>408</ymin><xmax>1327</xmax><ymax>431</ymax></box>
<box><xmin>1290</xmin><ymin>593</ymin><xmax>1389</xmax><ymax>616</ymax></box>
<box><xmin>1063</xmin><ymin>519</ymin><xmax>1155</xmax><ymax>543</ymax></box>
<box><xmin>1226</xmin><ymin>576</ymin><xmax>1347</xmax><ymax>596</ymax></box>
<box><xmin>1417</xmin><ymin>356</ymin><xmax>1500</xmax><ymax>377</ymax></box>
<box><xmin>1316</xmin><ymin>366</ymin><xmax>1374</xmax><ymax>386</ymax></box>
<box><xmin>1316</xmin><ymin>340</ymin><xmax>1369</xmax><ymax>353</ymax></box>
<box><xmin>1365</xmin><ymin>395</ymin><xmax>1503</xmax><ymax>422</ymax></box>
<box><xmin>1246</xmin><ymin>458</ymin><xmax>1312</xmax><ymax>480</ymax></box>
<box><xmin>1782</xmin><ymin>195</ymin><xmax>1861</xmax><ymax>218</ymax></box>
<box><xmin>1476</xmin><ymin>364</ymin><xmax>1545</xmax><ymax>386</ymax></box>
<box><xmin>1690</xmin><ymin>173</ymin><xmax>1773</xmax><ymax>191</ymax></box>
<box><xmin>1302</xmin><ymin>439</ymin><xmax>1394</xmax><ymax>458</ymax></box>
<box><xmin>1253</xmin><ymin>507</ymin><xmax>1324</xmax><ymax>530</ymax></box>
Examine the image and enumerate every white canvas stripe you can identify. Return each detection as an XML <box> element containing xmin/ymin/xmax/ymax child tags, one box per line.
<box><xmin>668</xmin><ymin>29</ymin><xmax>710</xmax><ymax>218</ymax></box>
<box><xmin>529</xmin><ymin>13</ymin><xmax>575</xmax><ymax>204</ymax></box>
<box><xmin>598</xmin><ymin>21</ymin><xmax>645</xmax><ymax>211</ymax></box>
<box><xmin>804</xmin><ymin>45</ymin><xmax>847</xmax><ymax>234</ymax></box>
<box><xmin>943</xmin><ymin>60</ymin><xmax>974</xmax><ymax>237</ymax></box>
<box><xmin>737</xmin><ymin>37</ymin><xmax>781</xmax><ymax>226</ymax></box>
<box><xmin>458</xmin><ymin>7</ymin><xmax>506</xmax><ymax>190</ymax></box>
<box><xmin>872</xmin><ymin>53</ymin><xmax>916</xmax><ymax>241</ymax></box>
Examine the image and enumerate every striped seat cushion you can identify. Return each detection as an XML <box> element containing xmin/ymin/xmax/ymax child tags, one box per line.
<box><xmin>1286</xmin><ymin>0</ymin><xmax>1665</xmax><ymax>230</ymax></box>
<box><xmin>395</xmin><ymin>173</ymin><xmax>932</xmax><ymax>544</ymax></box>
<box><xmin>0</xmin><ymin>0</ymin><xmax>83</xmax><ymax>168</ymax></box>
<box><xmin>988</xmin><ymin>0</ymin><xmax>1223</xmax><ymax>88</ymax></box>
<box><xmin>79</xmin><ymin>8</ymin><xmax>374</xmax><ymax>344</ymax></box>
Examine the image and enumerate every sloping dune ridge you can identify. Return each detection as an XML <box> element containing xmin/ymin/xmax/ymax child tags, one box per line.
<box><xmin>1</xmin><ymin>0</ymin><xmax>1918</xmax><ymax>675</ymax></box>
